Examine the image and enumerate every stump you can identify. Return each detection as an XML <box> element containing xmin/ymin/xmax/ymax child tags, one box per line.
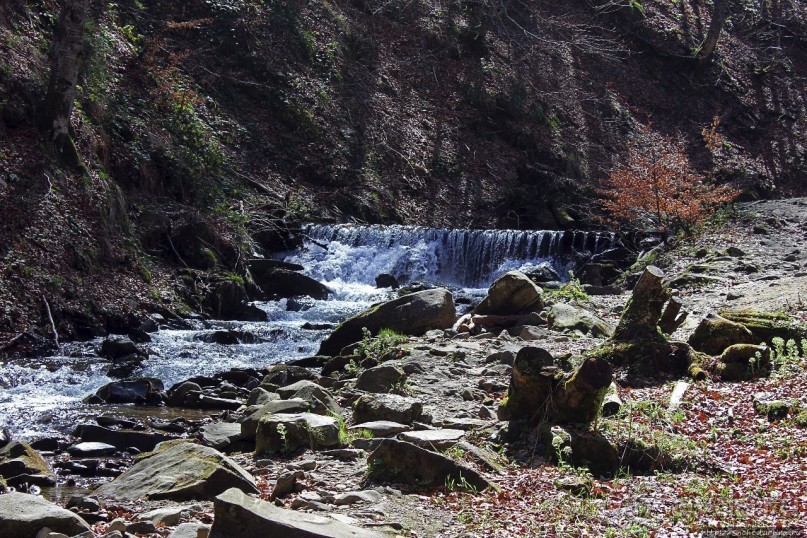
<box><xmin>612</xmin><ymin>266</ymin><xmax>670</xmax><ymax>342</ymax></box>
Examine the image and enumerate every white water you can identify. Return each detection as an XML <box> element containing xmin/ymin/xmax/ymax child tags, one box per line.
<box><xmin>0</xmin><ymin>224</ymin><xmax>613</xmax><ymax>438</ymax></box>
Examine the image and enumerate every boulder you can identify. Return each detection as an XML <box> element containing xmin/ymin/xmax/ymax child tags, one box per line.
<box><xmin>253</xmin><ymin>269</ymin><xmax>331</xmax><ymax>300</ymax></box>
<box><xmin>276</xmin><ymin>379</ymin><xmax>322</xmax><ymax>399</ymax></box>
<box><xmin>94</xmin><ymin>442</ymin><xmax>258</xmax><ymax>501</ymax></box>
<box><xmin>239</xmin><ymin>399</ymin><xmax>311</xmax><ymax>440</ymax></box>
<box><xmin>166</xmin><ymin>381</ymin><xmax>203</xmax><ymax>407</ymax></box>
<box><xmin>90</xmin><ymin>377</ymin><xmax>166</xmax><ymax>405</ymax></box>
<box><xmin>261</xmin><ymin>365</ymin><xmax>317</xmax><ymax>388</ymax></box>
<box><xmin>255</xmin><ymin>413</ymin><xmax>340</xmax><ymax>455</ymax></box>
<box><xmin>547</xmin><ymin>303</ymin><xmax>614</xmax><ymax>338</ymax></box>
<box><xmin>0</xmin><ymin>441</ymin><xmax>56</xmax><ymax>487</ymax></box>
<box><xmin>688</xmin><ymin>313</ymin><xmax>755</xmax><ymax>355</ymax></box>
<box><xmin>0</xmin><ymin>492</ymin><xmax>92</xmax><ymax>537</ymax></box>
<box><xmin>352</xmin><ymin>394</ymin><xmax>423</xmax><ymax>425</ymax></box>
<box><xmin>209</xmin><ymin>488</ymin><xmax>385</xmax><ymax>538</ymax></box>
<box><xmin>366</xmin><ymin>439</ymin><xmax>491</xmax><ymax>491</ymax></box>
<box><xmin>523</xmin><ymin>262</ymin><xmax>561</xmax><ymax>284</ymax></box>
<box><xmin>74</xmin><ymin>424</ymin><xmax>173</xmax><ymax>452</ymax></box>
<box><xmin>375</xmin><ymin>273</ymin><xmax>400</xmax><ymax>289</ymax></box>
<box><xmin>473</xmin><ymin>271</ymin><xmax>543</xmax><ymax>316</ymax></box>
<box><xmin>717</xmin><ymin>344</ymin><xmax>772</xmax><ymax>381</ymax></box>
<box><xmin>355</xmin><ymin>365</ymin><xmax>406</xmax><ymax>393</ymax></box>
<box><xmin>318</xmin><ymin>289</ymin><xmax>456</xmax><ymax>356</ymax></box>
<box><xmin>100</xmin><ymin>337</ymin><xmax>145</xmax><ymax>360</ymax></box>
<box><xmin>246</xmin><ymin>388</ymin><xmax>279</xmax><ymax>406</ymax></box>
<box><xmin>287</xmin><ymin>383</ymin><xmax>341</xmax><ymax>416</ymax></box>
<box><xmin>200</xmin><ymin>423</ymin><xmax>243</xmax><ymax>450</ymax></box>
<box><xmin>203</xmin><ymin>281</ymin><xmax>267</xmax><ymax>321</ymax></box>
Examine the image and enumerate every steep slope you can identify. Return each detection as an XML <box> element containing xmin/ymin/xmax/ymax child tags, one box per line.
<box><xmin>0</xmin><ymin>0</ymin><xmax>805</xmax><ymax>343</ymax></box>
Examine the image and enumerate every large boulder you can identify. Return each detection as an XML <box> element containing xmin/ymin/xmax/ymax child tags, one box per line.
<box><xmin>366</xmin><ymin>439</ymin><xmax>492</xmax><ymax>491</ymax></box>
<box><xmin>90</xmin><ymin>377</ymin><xmax>166</xmax><ymax>405</ymax></box>
<box><xmin>688</xmin><ymin>313</ymin><xmax>755</xmax><ymax>355</ymax></box>
<box><xmin>0</xmin><ymin>492</ymin><xmax>92</xmax><ymax>537</ymax></box>
<box><xmin>547</xmin><ymin>303</ymin><xmax>614</xmax><ymax>338</ymax></box>
<box><xmin>100</xmin><ymin>336</ymin><xmax>146</xmax><ymax>359</ymax></box>
<box><xmin>209</xmin><ymin>487</ymin><xmax>386</xmax><ymax>538</ymax></box>
<box><xmin>352</xmin><ymin>393</ymin><xmax>423</xmax><ymax>425</ymax></box>
<box><xmin>318</xmin><ymin>289</ymin><xmax>456</xmax><ymax>356</ymax></box>
<box><xmin>255</xmin><ymin>413</ymin><xmax>341</xmax><ymax>455</ymax></box>
<box><xmin>252</xmin><ymin>268</ymin><xmax>331</xmax><ymax>300</ymax></box>
<box><xmin>717</xmin><ymin>344</ymin><xmax>772</xmax><ymax>381</ymax></box>
<box><xmin>94</xmin><ymin>441</ymin><xmax>258</xmax><ymax>501</ymax></box>
<box><xmin>473</xmin><ymin>271</ymin><xmax>543</xmax><ymax>316</ymax></box>
<box><xmin>203</xmin><ymin>280</ymin><xmax>268</xmax><ymax>321</ymax></box>
<box><xmin>0</xmin><ymin>441</ymin><xmax>56</xmax><ymax>487</ymax></box>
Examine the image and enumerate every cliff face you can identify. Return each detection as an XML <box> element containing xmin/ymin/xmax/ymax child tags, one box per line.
<box><xmin>0</xmin><ymin>0</ymin><xmax>805</xmax><ymax>340</ymax></box>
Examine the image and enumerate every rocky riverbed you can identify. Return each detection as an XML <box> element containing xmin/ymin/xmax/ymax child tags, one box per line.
<box><xmin>1</xmin><ymin>200</ymin><xmax>806</xmax><ymax>537</ymax></box>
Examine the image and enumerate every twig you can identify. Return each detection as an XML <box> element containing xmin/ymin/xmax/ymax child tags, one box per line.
<box><xmin>42</xmin><ymin>295</ymin><xmax>59</xmax><ymax>347</ymax></box>
<box><xmin>166</xmin><ymin>231</ymin><xmax>189</xmax><ymax>268</ymax></box>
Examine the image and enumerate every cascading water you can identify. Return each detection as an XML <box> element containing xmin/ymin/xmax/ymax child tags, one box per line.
<box><xmin>289</xmin><ymin>224</ymin><xmax>615</xmax><ymax>289</ymax></box>
<box><xmin>0</xmin><ymin>224</ymin><xmax>615</xmax><ymax>439</ymax></box>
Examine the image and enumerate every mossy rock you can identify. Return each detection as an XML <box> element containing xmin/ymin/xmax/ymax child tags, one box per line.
<box><xmin>794</xmin><ymin>408</ymin><xmax>807</xmax><ymax>428</ymax></box>
<box><xmin>540</xmin><ymin>425</ymin><xmax>619</xmax><ymax>476</ymax></box>
<box><xmin>719</xmin><ymin>310</ymin><xmax>807</xmax><ymax>345</ymax></box>
<box><xmin>688</xmin><ymin>313</ymin><xmax>755</xmax><ymax>356</ymax></box>
<box><xmin>753</xmin><ymin>396</ymin><xmax>795</xmax><ymax>421</ymax></box>
<box><xmin>0</xmin><ymin>441</ymin><xmax>56</xmax><ymax>487</ymax></box>
<box><xmin>716</xmin><ymin>344</ymin><xmax>771</xmax><ymax>381</ymax></box>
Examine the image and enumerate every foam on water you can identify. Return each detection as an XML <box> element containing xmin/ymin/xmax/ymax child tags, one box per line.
<box><xmin>1</xmin><ymin>224</ymin><xmax>612</xmax><ymax>438</ymax></box>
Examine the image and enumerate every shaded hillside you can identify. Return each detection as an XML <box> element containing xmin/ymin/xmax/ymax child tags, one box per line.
<box><xmin>0</xmin><ymin>0</ymin><xmax>805</xmax><ymax>341</ymax></box>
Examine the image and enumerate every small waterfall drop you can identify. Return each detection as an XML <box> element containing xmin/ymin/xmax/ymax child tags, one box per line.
<box><xmin>285</xmin><ymin>224</ymin><xmax>615</xmax><ymax>289</ymax></box>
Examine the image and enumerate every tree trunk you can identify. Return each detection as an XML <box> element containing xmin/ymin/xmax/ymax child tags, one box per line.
<box><xmin>38</xmin><ymin>0</ymin><xmax>89</xmax><ymax>168</ymax></box>
<box><xmin>699</xmin><ymin>0</ymin><xmax>728</xmax><ymax>64</ymax></box>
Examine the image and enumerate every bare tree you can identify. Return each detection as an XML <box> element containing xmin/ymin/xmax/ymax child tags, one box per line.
<box><xmin>699</xmin><ymin>0</ymin><xmax>729</xmax><ymax>63</ymax></box>
<box><xmin>38</xmin><ymin>0</ymin><xmax>89</xmax><ymax>168</ymax></box>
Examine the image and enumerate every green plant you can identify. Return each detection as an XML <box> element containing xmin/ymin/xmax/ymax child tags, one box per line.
<box><xmin>357</xmin><ymin>327</ymin><xmax>407</xmax><ymax>360</ymax></box>
<box><xmin>547</xmin><ymin>273</ymin><xmax>589</xmax><ymax>302</ymax></box>
<box><xmin>276</xmin><ymin>423</ymin><xmax>289</xmax><ymax>454</ymax></box>
<box><xmin>444</xmin><ymin>472</ymin><xmax>478</xmax><ymax>493</ymax></box>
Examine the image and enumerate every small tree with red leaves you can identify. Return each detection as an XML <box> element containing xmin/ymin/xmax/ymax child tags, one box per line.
<box><xmin>598</xmin><ymin>126</ymin><xmax>738</xmax><ymax>236</ymax></box>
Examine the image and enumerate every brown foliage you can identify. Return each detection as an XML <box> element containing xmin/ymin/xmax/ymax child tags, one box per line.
<box><xmin>597</xmin><ymin>126</ymin><xmax>738</xmax><ymax>235</ymax></box>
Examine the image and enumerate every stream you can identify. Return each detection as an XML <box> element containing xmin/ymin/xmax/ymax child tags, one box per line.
<box><xmin>0</xmin><ymin>225</ymin><xmax>615</xmax><ymax>439</ymax></box>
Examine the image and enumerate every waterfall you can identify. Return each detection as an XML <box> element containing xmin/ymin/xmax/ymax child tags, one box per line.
<box><xmin>285</xmin><ymin>224</ymin><xmax>615</xmax><ymax>289</ymax></box>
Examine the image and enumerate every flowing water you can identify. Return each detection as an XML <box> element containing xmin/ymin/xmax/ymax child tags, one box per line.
<box><xmin>0</xmin><ymin>225</ymin><xmax>614</xmax><ymax>439</ymax></box>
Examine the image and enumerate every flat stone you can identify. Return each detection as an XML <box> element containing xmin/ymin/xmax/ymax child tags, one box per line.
<box><xmin>352</xmin><ymin>393</ymin><xmax>423</xmax><ymax>425</ymax></box>
<box><xmin>67</xmin><ymin>442</ymin><xmax>117</xmax><ymax>457</ymax></box>
<box><xmin>0</xmin><ymin>492</ymin><xmax>92</xmax><ymax>536</ymax></box>
<box><xmin>209</xmin><ymin>488</ymin><xmax>387</xmax><ymax>537</ymax></box>
<box><xmin>350</xmin><ymin>421</ymin><xmax>411</xmax><ymax>437</ymax></box>
<box><xmin>138</xmin><ymin>505</ymin><xmax>192</xmax><ymax>526</ymax></box>
<box><xmin>399</xmin><ymin>429</ymin><xmax>465</xmax><ymax>450</ymax></box>
<box><xmin>171</xmin><ymin>523</ymin><xmax>211</xmax><ymax>538</ymax></box>
<box><xmin>441</xmin><ymin>418</ymin><xmax>490</xmax><ymax>431</ymax></box>
<box><xmin>200</xmin><ymin>422</ymin><xmax>243</xmax><ymax>450</ymax></box>
<box><xmin>333</xmin><ymin>490</ymin><xmax>383</xmax><ymax>505</ymax></box>
<box><xmin>95</xmin><ymin>441</ymin><xmax>258</xmax><ymax>501</ymax></box>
